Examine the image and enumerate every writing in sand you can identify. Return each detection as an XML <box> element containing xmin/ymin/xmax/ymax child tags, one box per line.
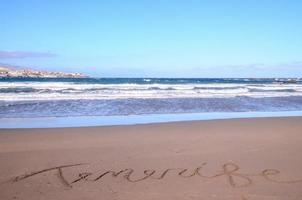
<box><xmin>4</xmin><ymin>162</ymin><xmax>302</xmax><ymax>189</ymax></box>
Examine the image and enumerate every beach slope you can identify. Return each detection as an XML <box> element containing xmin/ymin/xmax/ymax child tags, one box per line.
<box><xmin>1</xmin><ymin>117</ymin><xmax>302</xmax><ymax>200</ymax></box>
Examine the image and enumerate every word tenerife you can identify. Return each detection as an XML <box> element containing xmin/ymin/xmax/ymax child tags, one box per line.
<box><xmin>8</xmin><ymin>162</ymin><xmax>302</xmax><ymax>189</ymax></box>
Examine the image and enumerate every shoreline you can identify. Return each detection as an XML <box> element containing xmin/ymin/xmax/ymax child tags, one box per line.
<box><xmin>1</xmin><ymin>117</ymin><xmax>302</xmax><ymax>199</ymax></box>
<box><xmin>1</xmin><ymin>110</ymin><xmax>302</xmax><ymax>129</ymax></box>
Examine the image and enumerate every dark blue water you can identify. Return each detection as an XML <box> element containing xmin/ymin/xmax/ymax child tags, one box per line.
<box><xmin>0</xmin><ymin>77</ymin><xmax>301</xmax><ymax>84</ymax></box>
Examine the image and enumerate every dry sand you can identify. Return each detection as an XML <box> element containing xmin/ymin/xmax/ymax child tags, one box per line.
<box><xmin>0</xmin><ymin>117</ymin><xmax>302</xmax><ymax>200</ymax></box>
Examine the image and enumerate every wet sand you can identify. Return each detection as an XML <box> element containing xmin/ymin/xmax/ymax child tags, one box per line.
<box><xmin>1</xmin><ymin>117</ymin><xmax>302</xmax><ymax>200</ymax></box>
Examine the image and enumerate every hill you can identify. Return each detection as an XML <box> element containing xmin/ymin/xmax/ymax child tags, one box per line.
<box><xmin>0</xmin><ymin>64</ymin><xmax>88</xmax><ymax>78</ymax></box>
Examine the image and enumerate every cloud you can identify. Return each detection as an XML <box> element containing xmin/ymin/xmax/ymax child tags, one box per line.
<box><xmin>0</xmin><ymin>50</ymin><xmax>57</xmax><ymax>59</ymax></box>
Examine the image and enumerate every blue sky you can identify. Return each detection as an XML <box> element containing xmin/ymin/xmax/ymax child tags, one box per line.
<box><xmin>1</xmin><ymin>0</ymin><xmax>302</xmax><ymax>77</ymax></box>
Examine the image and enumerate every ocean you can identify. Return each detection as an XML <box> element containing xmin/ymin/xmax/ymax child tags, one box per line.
<box><xmin>1</xmin><ymin>77</ymin><xmax>302</xmax><ymax>121</ymax></box>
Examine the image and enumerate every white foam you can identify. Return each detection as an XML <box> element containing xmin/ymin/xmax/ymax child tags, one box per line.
<box><xmin>0</xmin><ymin>82</ymin><xmax>302</xmax><ymax>101</ymax></box>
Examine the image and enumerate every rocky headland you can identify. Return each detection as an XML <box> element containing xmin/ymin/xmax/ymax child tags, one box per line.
<box><xmin>0</xmin><ymin>64</ymin><xmax>88</xmax><ymax>78</ymax></box>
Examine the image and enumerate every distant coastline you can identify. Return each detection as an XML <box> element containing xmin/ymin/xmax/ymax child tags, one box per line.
<box><xmin>0</xmin><ymin>64</ymin><xmax>88</xmax><ymax>78</ymax></box>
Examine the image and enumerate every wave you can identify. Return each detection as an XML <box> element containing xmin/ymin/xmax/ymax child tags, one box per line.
<box><xmin>248</xmin><ymin>88</ymin><xmax>297</xmax><ymax>93</ymax></box>
<box><xmin>0</xmin><ymin>87</ymin><xmax>40</xmax><ymax>93</ymax></box>
<box><xmin>2</xmin><ymin>96</ymin><xmax>302</xmax><ymax>118</ymax></box>
<box><xmin>193</xmin><ymin>86</ymin><xmax>245</xmax><ymax>90</ymax></box>
<box><xmin>1</xmin><ymin>78</ymin><xmax>302</xmax><ymax>118</ymax></box>
<box><xmin>0</xmin><ymin>81</ymin><xmax>302</xmax><ymax>101</ymax></box>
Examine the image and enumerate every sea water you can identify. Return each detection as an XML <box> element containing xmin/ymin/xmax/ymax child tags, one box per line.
<box><xmin>1</xmin><ymin>77</ymin><xmax>302</xmax><ymax>128</ymax></box>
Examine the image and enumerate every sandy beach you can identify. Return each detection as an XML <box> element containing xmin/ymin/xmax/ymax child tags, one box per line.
<box><xmin>1</xmin><ymin>117</ymin><xmax>302</xmax><ymax>200</ymax></box>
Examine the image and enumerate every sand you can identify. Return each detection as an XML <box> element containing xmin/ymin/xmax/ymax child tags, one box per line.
<box><xmin>0</xmin><ymin>117</ymin><xmax>302</xmax><ymax>200</ymax></box>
